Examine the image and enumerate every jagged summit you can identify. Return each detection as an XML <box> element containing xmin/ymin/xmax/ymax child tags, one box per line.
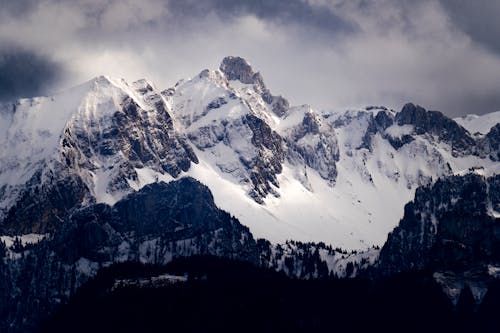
<box><xmin>0</xmin><ymin>58</ymin><xmax>499</xmax><ymax>247</ymax></box>
<box><xmin>218</xmin><ymin>56</ymin><xmax>289</xmax><ymax>117</ymax></box>
<box><xmin>1</xmin><ymin>59</ymin><xmax>500</xmax><ymax>333</ymax></box>
<box><xmin>219</xmin><ymin>56</ymin><xmax>260</xmax><ymax>84</ymax></box>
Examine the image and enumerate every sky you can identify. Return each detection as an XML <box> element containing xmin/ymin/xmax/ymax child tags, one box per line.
<box><xmin>1</xmin><ymin>0</ymin><xmax>500</xmax><ymax>117</ymax></box>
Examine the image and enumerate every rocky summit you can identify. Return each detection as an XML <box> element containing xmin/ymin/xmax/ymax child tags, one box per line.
<box><xmin>0</xmin><ymin>57</ymin><xmax>499</xmax><ymax>332</ymax></box>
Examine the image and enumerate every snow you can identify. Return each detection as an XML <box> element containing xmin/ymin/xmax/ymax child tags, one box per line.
<box><xmin>0</xmin><ymin>233</ymin><xmax>47</xmax><ymax>248</ymax></box>
<box><xmin>0</xmin><ymin>75</ymin><xmax>153</xmax><ymax>209</ymax></box>
<box><xmin>488</xmin><ymin>265</ymin><xmax>500</xmax><ymax>278</ymax></box>
<box><xmin>181</xmin><ymin>105</ymin><xmax>498</xmax><ymax>249</ymax></box>
<box><xmin>385</xmin><ymin>124</ymin><xmax>414</xmax><ymax>138</ymax></box>
<box><xmin>78</xmin><ymin>74</ymin><xmax>500</xmax><ymax>249</ymax></box>
<box><xmin>454</xmin><ymin>111</ymin><xmax>500</xmax><ymax>135</ymax></box>
<box><xmin>275</xmin><ymin>105</ymin><xmax>311</xmax><ymax>132</ymax></box>
<box><xmin>112</xmin><ymin>273</ymin><xmax>187</xmax><ymax>291</ymax></box>
<box><xmin>128</xmin><ymin>168</ymin><xmax>174</xmax><ymax>191</ymax></box>
<box><xmin>184</xmin><ymin>145</ymin><xmax>412</xmax><ymax>249</ymax></box>
<box><xmin>0</xmin><ymin>82</ymin><xmax>91</xmax><ymax>186</ymax></box>
<box><xmin>75</xmin><ymin>257</ymin><xmax>99</xmax><ymax>277</ymax></box>
<box><xmin>319</xmin><ymin>248</ymin><xmax>380</xmax><ymax>278</ymax></box>
<box><xmin>1</xmin><ymin>68</ymin><xmax>498</xmax><ymax>251</ymax></box>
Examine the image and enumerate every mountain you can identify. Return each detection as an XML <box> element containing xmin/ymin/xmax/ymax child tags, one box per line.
<box><xmin>1</xmin><ymin>56</ymin><xmax>498</xmax><ymax>249</ymax></box>
<box><xmin>0</xmin><ymin>178</ymin><xmax>259</xmax><ymax>332</ymax></box>
<box><xmin>455</xmin><ymin>111</ymin><xmax>500</xmax><ymax>136</ymax></box>
<box><xmin>377</xmin><ymin>173</ymin><xmax>500</xmax><ymax>304</ymax></box>
<box><xmin>0</xmin><ymin>56</ymin><xmax>499</xmax><ymax>331</ymax></box>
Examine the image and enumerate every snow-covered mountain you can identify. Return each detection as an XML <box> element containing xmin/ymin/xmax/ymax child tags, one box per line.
<box><xmin>455</xmin><ymin>111</ymin><xmax>500</xmax><ymax>135</ymax></box>
<box><xmin>0</xmin><ymin>56</ymin><xmax>499</xmax><ymax>332</ymax></box>
<box><xmin>0</xmin><ymin>56</ymin><xmax>499</xmax><ymax>250</ymax></box>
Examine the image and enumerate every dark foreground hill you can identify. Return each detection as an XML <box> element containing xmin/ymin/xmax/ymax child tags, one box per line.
<box><xmin>41</xmin><ymin>256</ymin><xmax>500</xmax><ymax>333</ymax></box>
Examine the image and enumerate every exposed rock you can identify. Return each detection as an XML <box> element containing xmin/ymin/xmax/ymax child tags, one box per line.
<box><xmin>244</xmin><ymin>114</ymin><xmax>285</xmax><ymax>201</ymax></box>
<box><xmin>0</xmin><ymin>77</ymin><xmax>198</xmax><ymax>235</ymax></box>
<box><xmin>285</xmin><ymin>111</ymin><xmax>339</xmax><ymax>185</ymax></box>
<box><xmin>483</xmin><ymin>124</ymin><xmax>500</xmax><ymax>161</ymax></box>
<box><xmin>219</xmin><ymin>56</ymin><xmax>289</xmax><ymax>117</ymax></box>
<box><xmin>377</xmin><ymin>174</ymin><xmax>500</xmax><ymax>300</ymax></box>
<box><xmin>395</xmin><ymin>103</ymin><xmax>476</xmax><ymax>156</ymax></box>
<box><xmin>220</xmin><ymin>56</ymin><xmax>259</xmax><ymax>85</ymax></box>
<box><xmin>1</xmin><ymin>169</ymin><xmax>90</xmax><ymax>234</ymax></box>
<box><xmin>379</xmin><ymin>174</ymin><xmax>500</xmax><ymax>274</ymax></box>
<box><xmin>0</xmin><ymin>178</ymin><xmax>259</xmax><ymax>332</ymax></box>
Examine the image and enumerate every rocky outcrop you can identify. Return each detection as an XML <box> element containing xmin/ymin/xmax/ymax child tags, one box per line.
<box><xmin>395</xmin><ymin>103</ymin><xmax>476</xmax><ymax>156</ymax></box>
<box><xmin>285</xmin><ymin>111</ymin><xmax>339</xmax><ymax>185</ymax></box>
<box><xmin>377</xmin><ymin>173</ymin><xmax>500</xmax><ymax>302</ymax></box>
<box><xmin>0</xmin><ymin>178</ymin><xmax>259</xmax><ymax>332</ymax></box>
<box><xmin>0</xmin><ymin>77</ymin><xmax>198</xmax><ymax>235</ymax></box>
<box><xmin>482</xmin><ymin>124</ymin><xmax>500</xmax><ymax>161</ymax></box>
<box><xmin>244</xmin><ymin>114</ymin><xmax>285</xmax><ymax>201</ymax></box>
<box><xmin>379</xmin><ymin>173</ymin><xmax>500</xmax><ymax>274</ymax></box>
<box><xmin>220</xmin><ymin>56</ymin><xmax>289</xmax><ymax>117</ymax></box>
<box><xmin>220</xmin><ymin>56</ymin><xmax>261</xmax><ymax>85</ymax></box>
<box><xmin>1</xmin><ymin>168</ymin><xmax>89</xmax><ymax>234</ymax></box>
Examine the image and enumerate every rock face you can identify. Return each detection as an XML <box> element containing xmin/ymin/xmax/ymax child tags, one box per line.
<box><xmin>377</xmin><ymin>173</ymin><xmax>500</xmax><ymax>302</ymax></box>
<box><xmin>0</xmin><ymin>56</ymin><xmax>499</xmax><ymax>330</ymax></box>
<box><xmin>0</xmin><ymin>77</ymin><xmax>198</xmax><ymax>234</ymax></box>
<box><xmin>0</xmin><ymin>56</ymin><xmax>499</xmax><ymax>245</ymax></box>
<box><xmin>220</xmin><ymin>56</ymin><xmax>260</xmax><ymax>85</ymax></box>
<box><xmin>220</xmin><ymin>56</ymin><xmax>289</xmax><ymax>117</ymax></box>
<box><xmin>395</xmin><ymin>103</ymin><xmax>477</xmax><ymax>156</ymax></box>
<box><xmin>0</xmin><ymin>178</ymin><xmax>259</xmax><ymax>332</ymax></box>
<box><xmin>483</xmin><ymin>124</ymin><xmax>500</xmax><ymax>161</ymax></box>
<box><xmin>244</xmin><ymin>114</ymin><xmax>285</xmax><ymax>201</ymax></box>
<box><xmin>2</xmin><ymin>58</ymin><xmax>498</xmax><ymax>247</ymax></box>
<box><xmin>1</xmin><ymin>170</ymin><xmax>89</xmax><ymax>234</ymax></box>
<box><xmin>283</xmin><ymin>108</ymin><xmax>339</xmax><ymax>186</ymax></box>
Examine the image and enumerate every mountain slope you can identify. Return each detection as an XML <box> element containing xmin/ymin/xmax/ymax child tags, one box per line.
<box><xmin>455</xmin><ymin>111</ymin><xmax>500</xmax><ymax>135</ymax></box>
<box><xmin>377</xmin><ymin>173</ymin><xmax>500</xmax><ymax>303</ymax></box>
<box><xmin>0</xmin><ymin>178</ymin><xmax>258</xmax><ymax>332</ymax></box>
<box><xmin>0</xmin><ymin>76</ymin><xmax>197</xmax><ymax>234</ymax></box>
<box><xmin>0</xmin><ymin>57</ymin><xmax>498</xmax><ymax>249</ymax></box>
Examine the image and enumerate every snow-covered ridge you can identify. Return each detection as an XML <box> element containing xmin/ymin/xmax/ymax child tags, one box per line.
<box><xmin>0</xmin><ymin>57</ymin><xmax>498</xmax><ymax>250</ymax></box>
<box><xmin>0</xmin><ymin>76</ymin><xmax>148</xmax><ymax>187</ymax></box>
<box><xmin>455</xmin><ymin>111</ymin><xmax>500</xmax><ymax>135</ymax></box>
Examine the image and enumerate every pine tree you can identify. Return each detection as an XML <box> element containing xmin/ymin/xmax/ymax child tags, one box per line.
<box><xmin>12</xmin><ymin>237</ymin><xmax>23</xmax><ymax>253</ymax></box>
<box><xmin>0</xmin><ymin>240</ymin><xmax>6</xmax><ymax>257</ymax></box>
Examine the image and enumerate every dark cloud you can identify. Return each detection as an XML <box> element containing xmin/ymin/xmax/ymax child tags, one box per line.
<box><xmin>430</xmin><ymin>91</ymin><xmax>500</xmax><ymax>117</ymax></box>
<box><xmin>167</xmin><ymin>0</ymin><xmax>356</xmax><ymax>35</ymax></box>
<box><xmin>0</xmin><ymin>46</ymin><xmax>63</xmax><ymax>102</ymax></box>
<box><xmin>0</xmin><ymin>0</ymin><xmax>38</xmax><ymax>16</ymax></box>
<box><xmin>0</xmin><ymin>0</ymin><xmax>499</xmax><ymax>116</ymax></box>
<box><xmin>439</xmin><ymin>0</ymin><xmax>500</xmax><ymax>55</ymax></box>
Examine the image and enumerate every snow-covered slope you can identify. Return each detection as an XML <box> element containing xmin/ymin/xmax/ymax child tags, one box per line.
<box><xmin>0</xmin><ymin>56</ymin><xmax>498</xmax><ymax>250</ymax></box>
<box><xmin>455</xmin><ymin>111</ymin><xmax>500</xmax><ymax>135</ymax></box>
<box><xmin>0</xmin><ymin>75</ymin><xmax>197</xmax><ymax>232</ymax></box>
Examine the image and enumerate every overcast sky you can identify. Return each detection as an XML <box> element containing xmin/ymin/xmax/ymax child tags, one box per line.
<box><xmin>1</xmin><ymin>0</ymin><xmax>500</xmax><ymax>117</ymax></box>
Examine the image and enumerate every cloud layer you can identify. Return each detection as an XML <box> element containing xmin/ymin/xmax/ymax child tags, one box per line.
<box><xmin>0</xmin><ymin>0</ymin><xmax>499</xmax><ymax>116</ymax></box>
<box><xmin>0</xmin><ymin>46</ymin><xmax>62</xmax><ymax>101</ymax></box>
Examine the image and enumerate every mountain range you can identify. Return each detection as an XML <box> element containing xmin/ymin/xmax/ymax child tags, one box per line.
<box><xmin>0</xmin><ymin>56</ymin><xmax>499</xmax><ymax>332</ymax></box>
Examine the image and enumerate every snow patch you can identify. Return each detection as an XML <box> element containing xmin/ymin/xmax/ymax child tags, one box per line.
<box><xmin>0</xmin><ymin>233</ymin><xmax>47</xmax><ymax>248</ymax></box>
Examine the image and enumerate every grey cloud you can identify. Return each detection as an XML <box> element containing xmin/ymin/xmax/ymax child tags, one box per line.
<box><xmin>0</xmin><ymin>0</ymin><xmax>499</xmax><ymax>117</ymax></box>
<box><xmin>439</xmin><ymin>0</ymin><xmax>500</xmax><ymax>55</ymax></box>
<box><xmin>0</xmin><ymin>0</ymin><xmax>38</xmax><ymax>16</ymax></box>
<box><xmin>167</xmin><ymin>0</ymin><xmax>356</xmax><ymax>35</ymax></box>
<box><xmin>0</xmin><ymin>46</ymin><xmax>64</xmax><ymax>102</ymax></box>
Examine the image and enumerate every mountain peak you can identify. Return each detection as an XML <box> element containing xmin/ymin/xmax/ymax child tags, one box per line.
<box><xmin>218</xmin><ymin>56</ymin><xmax>289</xmax><ymax>117</ymax></box>
<box><xmin>219</xmin><ymin>56</ymin><xmax>260</xmax><ymax>84</ymax></box>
